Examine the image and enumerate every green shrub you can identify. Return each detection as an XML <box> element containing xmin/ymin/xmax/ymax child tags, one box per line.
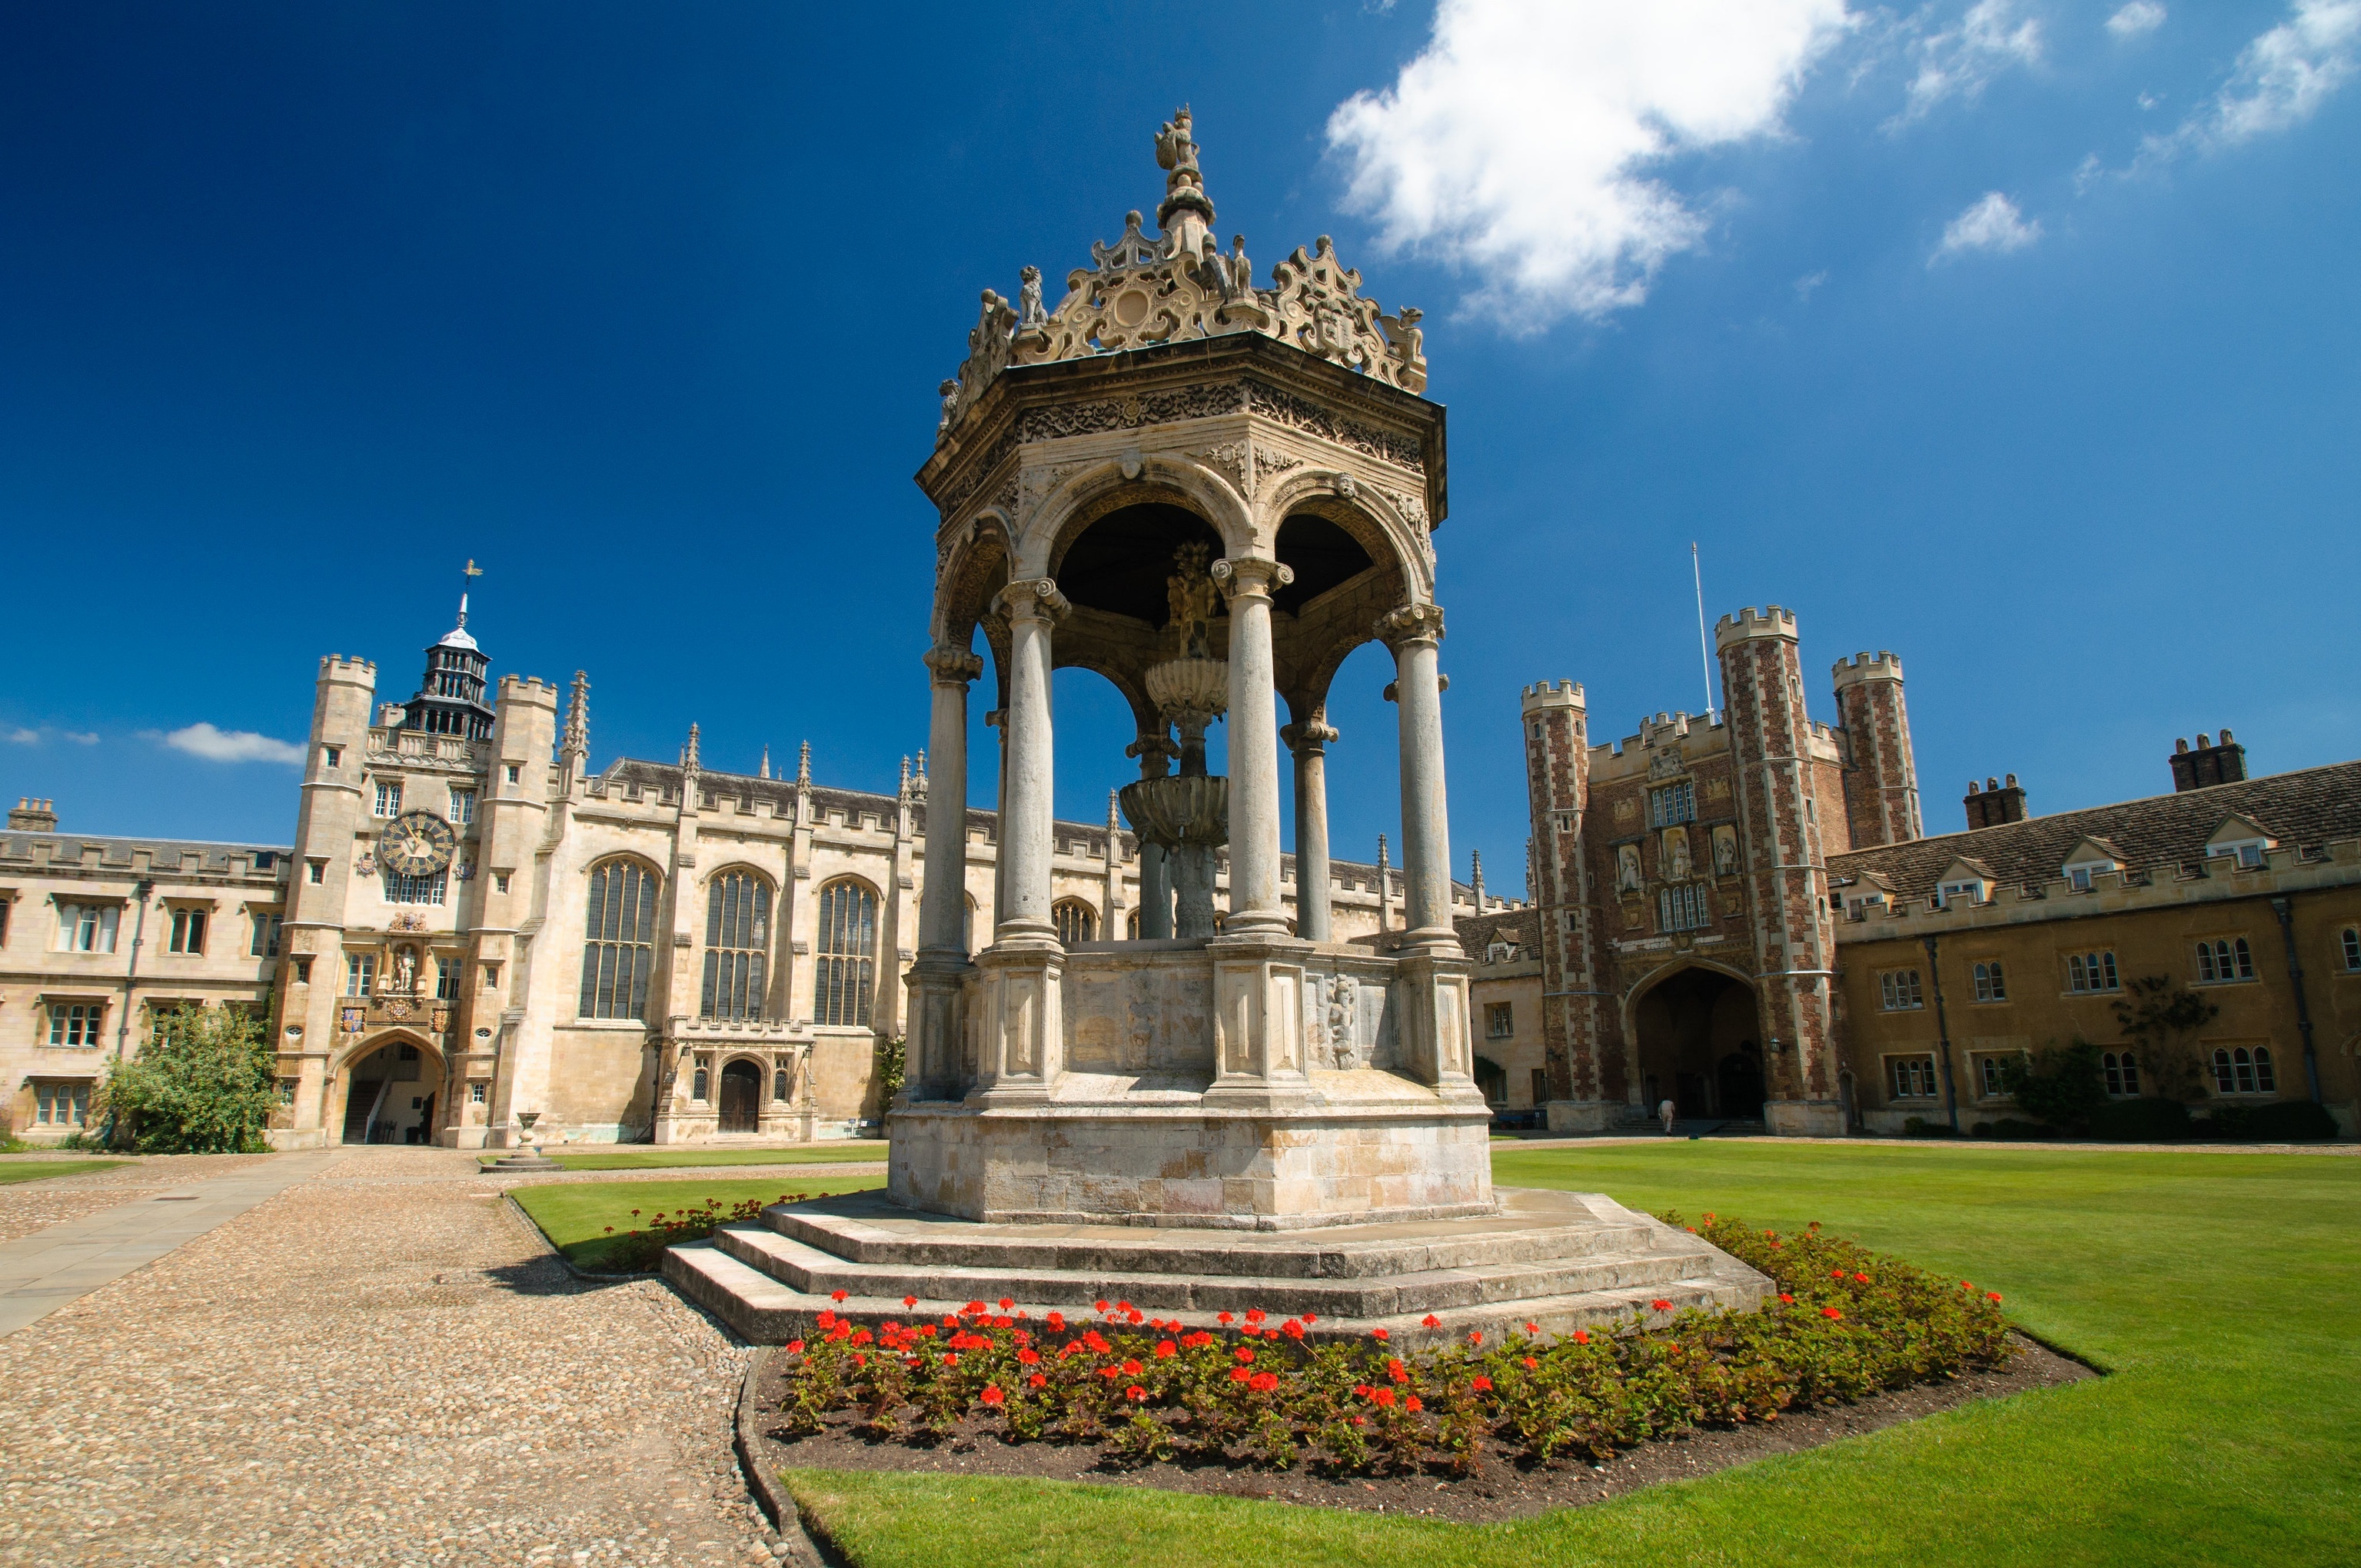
<box><xmin>2203</xmin><ymin>1100</ymin><xmax>2339</xmax><ymax>1143</ymax></box>
<box><xmin>96</xmin><ymin>1004</ymin><xmax>277</xmax><ymax>1153</ymax></box>
<box><xmin>2087</xmin><ymin>1097</ymin><xmax>2193</xmax><ymax>1141</ymax></box>
<box><xmin>2003</xmin><ymin>1041</ymin><xmax>2108</xmax><ymax>1134</ymax></box>
<box><xmin>768</xmin><ymin>1213</ymin><xmax>2013</xmax><ymax>1473</ymax></box>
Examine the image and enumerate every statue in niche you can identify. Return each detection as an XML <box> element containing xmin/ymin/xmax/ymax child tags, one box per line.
<box><xmin>1016</xmin><ymin>266</ymin><xmax>1048</xmax><ymax>330</ymax></box>
<box><xmin>1615</xmin><ymin>842</ymin><xmax>1643</xmax><ymax>895</ymax></box>
<box><xmin>1327</xmin><ymin>972</ymin><xmax>1358</xmax><ymax>1069</ymax></box>
<box><xmin>1166</xmin><ymin>541</ymin><xmax>1219</xmax><ymax>657</ymax></box>
<box><xmin>1712</xmin><ymin>823</ymin><xmax>1740</xmax><ymax>878</ymax></box>
<box><xmin>936</xmin><ymin>378</ymin><xmax>960</xmax><ymax>436</ymax></box>
<box><xmin>393</xmin><ymin>945</ymin><xmax>418</xmax><ymax>993</ymax></box>
<box><xmin>1229</xmin><ymin>234</ymin><xmax>1253</xmax><ymax>294</ymax></box>
<box><xmin>1665</xmin><ymin>826</ymin><xmax>1692</xmax><ymax>882</ymax></box>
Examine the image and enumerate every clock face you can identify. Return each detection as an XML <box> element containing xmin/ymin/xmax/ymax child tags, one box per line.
<box><xmin>377</xmin><ymin>810</ymin><xmax>456</xmax><ymax>877</ymax></box>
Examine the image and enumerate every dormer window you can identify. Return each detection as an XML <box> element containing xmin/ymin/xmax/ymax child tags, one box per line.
<box><xmin>2065</xmin><ymin>862</ymin><xmax>2115</xmax><ymax>892</ymax></box>
<box><xmin>2205</xmin><ymin>816</ymin><xmax>2276</xmax><ymax>870</ymax></box>
<box><xmin>1937</xmin><ymin>879</ymin><xmax>1984</xmax><ymax>909</ymax></box>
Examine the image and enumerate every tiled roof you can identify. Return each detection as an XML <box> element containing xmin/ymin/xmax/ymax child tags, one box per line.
<box><xmin>1830</xmin><ymin>761</ymin><xmax>2361</xmax><ymax>902</ymax></box>
<box><xmin>0</xmin><ymin>832</ymin><xmax>291</xmax><ymax>872</ymax></box>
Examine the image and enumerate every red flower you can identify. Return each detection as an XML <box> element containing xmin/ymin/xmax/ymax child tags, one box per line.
<box><xmin>964</xmin><ymin>1301</ymin><xmax>986</xmax><ymax>1316</ymax></box>
<box><xmin>786</xmin><ymin>1340</ymin><xmax>805</xmax><ymax>1355</ymax></box>
<box><xmin>1522</xmin><ymin>1356</ymin><xmax>1539</xmax><ymax>1370</ymax></box>
<box><xmin>1302</xmin><ymin>1313</ymin><xmax>1319</xmax><ymax>1324</ymax></box>
<box><xmin>1027</xmin><ymin>1373</ymin><xmax>1047</xmax><ymax>1389</ymax></box>
<box><xmin>1229</xmin><ymin>1367</ymin><xmax>1250</xmax><ymax>1384</ymax></box>
<box><xmin>980</xmin><ymin>1385</ymin><xmax>1005</xmax><ymax>1407</ymax></box>
<box><xmin>1126</xmin><ymin>1309</ymin><xmax>1144</xmax><ymax>1325</ymax></box>
<box><xmin>851</xmin><ymin>1329</ymin><xmax>873</xmax><ymax>1347</ymax></box>
<box><xmin>1117</xmin><ymin>1300</ymin><xmax>1134</xmax><ymax>1314</ymax></box>
<box><xmin>1046</xmin><ymin>1312</ymin><xmax>1066</xmax><ymax>1332</ymax></box>
<box><xmin>1234</xmin><ymin>1347</ymin><xmax>1255</xmax><ymax>1364</ymax></box>
<box><xmin>1126</xmin><ymin>1385</ymin><xmax>1147</xmax><ymax>1402</ymax></box>
<box><xmin>1468</xmin><ymin>1330</ymin><xmax>1483</xmax><ymax>1346</ymax></box>
<box><xmin>1854</xmin><ymin>1272</ymin><xmax>1870</xmax><ymax>1284</ymax></box>
<box><xmin>1471</xmin><ymin>1375</ymin><xmax>1492</xmax><ymax>1393</ymax></box>
<box><xmin>1572</xmin><ymin>1330</ymin><xmax>1589</xmax><ymax>1345</ymax></box>
<box><xmin>1122</xmin><ymin>1359</ymin><xmax>1142</xmax><ymax>1377</ymax></box>
<box><xmin>1096</xmin><ymin>1300</ymin><xmax>1111</xmax><ymax>1313</ymax></box>
<box><xmin>831</xmin><ymin>1290</ymin><xmax>849</xmax><ymax>1303</ymax></box>
<box><xmin>1250</xmin><ymin>1371</ymin><xmax>1279</xmax><ymax>1393</ymax></box>
<box><xmin>816</xmin><ymin>1311</ymin><xmax>836</xmax><ymax>1329</ymax></box>
<box><xmin>1778</xmin><ymin>1293</ymin><xmax>1795</xmax><ymax>1305</ymax></box>
<box><xmin>1371</xmin><ymin>1328</ymin><xmax>1389</xmax><ymax>1341</ymax></box>
<box><xmin>943</xmin><ymin>1353</ymin><xmax>959</xmax><ymax>1365</ymax></box>
<box><xmin>1405</xmin><ymin>1395</ymin><xmax>1422</xmax><ymax>1414</ymax></box>
<box><xmin>1525</xmin><ymin>1321</ymin><xmax>1539</xmax><ymax>1334</ymax></box>
<box><xmin>1244</xmin><ymin>1309</ymin><xmax>1265</xmax><ymax>1324</ymax></box>
<box><xmin>1282</xmin><ymin>1320</ymin><xmax>1305</xmax><ymax>1340</ymax></box>
<box><xmin>903</xmin><ymin>1295</ymin><xmax>918</xmax><ymax>1309</ymax></box>
<box><xmin>1821</xmin><ymin>1307</ymin><xmax>1844</xmax><ymax>1321</ymax></box>
<box><xmin>1372</xmin><ymin>1387</ymin><xmax>1396</xmax><ymax>1408</ymax></box>
<box><xmin>1155</xmin><ymin>1340</ymin><xmax>1176</xmax><ymax>1359</ymax></box>
<box><xmin>1987</xmin><ymin>1291</ymin><xmax>2003</xmax><ymax>1303</ymax></box>
<box><xmin>1017</xmin><ymin>1348</ymin><xmax>1041</xmax><ymax>1365</ymax></box>
<box><xmin>1651</xmin><ymin>1300</ymin><xmax>1672</xmax><ymax>1312</ymax></box>
<box><xmin>1960</xmin><ymin>1280</ymin><xmax>1974</xmax><ymax>1291</ymax></box>
<box><xmin>999</xmin><ymin>1297</ymin><xmax>1014</xmax><ymax>1311</ymax></box>
<box><xmin>1217</xmin><ymin>1311</ymin><xmax>1234</xmax><ymax>1325</ymax></box>
<box><xmin>853</xmin><ymin>1353</ymin><xmax>866</xmax><ymax>1367</ymax></box>
<box><xmin>1421</xmin><ymin>1314</ymin><xmax>1442</xmax><ymax>1329</ymax></box>
<box><xmin>1831</xmin><ymin>1270</ymin><xmax>1845</xmax><ymax>1281</ymax></box>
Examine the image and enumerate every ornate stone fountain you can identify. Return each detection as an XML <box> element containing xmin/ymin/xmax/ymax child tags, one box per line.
<box><xmin>1120</xmin><ymin>544</ymin><xmax>1230</xmax><ymax>938</ymax></box>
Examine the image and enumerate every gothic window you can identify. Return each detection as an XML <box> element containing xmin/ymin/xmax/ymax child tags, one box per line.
<box><xmin>701</xmin><ymin>871</ymin><xmax>773</xmax><ymax>1022</ymax></box>
<box><xmin>55</xmin><ymin>902</ymin><xmax>118</xmax><ymax>954</ymax></box>
<box><xmin>250</xmin><ymin>911</ymin><xmax>284</xmax><ymax>958</ymax></box>
<box><xmin>1052</xmin><ymin>899</ymin><xmax>1099</xmax><ymax>945</ymax></box>
<box><xmin>1127</xmin><ymin>909</ymin><xmax>1140</xmax><ymax>940</ymax></box>
<box><xmin>2210</xmin><ymin>1046</ymin><xmax>2275</xmax><ymax>1095</ymax></box>
<box><xmin>773</xmin><ymin>1067</ymin><xmax>791</xmax><ymax>1101</ymax></box>
<box><xmin>692</xmin><ymin>1065</ymin><xmax>710</xmax><ymax>1100</ymax></box>
<box><xmin>1648</xmin><ymin>782</ymin><xmax>1695</xmax><ymax>827</ymax></box>
<box><xmin>2343</xmin><ymin>928</ymin><xmax>2361</xmax><ymax>971</ymax></box>
<box><xmin>2102</xmin><ymin>1051</ymin><xmax>2140</xmax><ymax>1097</ymax></box>
<box><xmin>1972</xmin><ymin>961</ymin><xmax>2006</xmax><ymax>1002</ymax></box>
<box><xmin>2196</xmin><ymin>937</ymin><xmax>2255</xmax><ymax>984</ymax></box>
<box><xmin>579</xmin><ymin>859</ymin><xmax>659</xmax><ymax>1021</ymax></box>
<box><xmin>449</xmin><ymin>787</ymin><xmax>476</xmax><ymax>825</ymax></box>
<box><xmin>1657</xmin><ymin>884</ymin><xmax>1710</xmax><ymax>932</ymax></box>
<box><xmin>374</xmin><ymin>781</ymin><xmax>402</xmax><ymax>818</ymax></box>
<box><xmin>1879</xmin><ymin>970</ymin><xmax>1924</xmax><ymax>1011</ymax></box>
<box><xmin>168</xmin><ymin>908</ymin><xmax>208</xmax><ymax>954</ymax></box>
<box><xmin>1887</xmin><ymin>1055</ymin><xmax>1938</xmax><ymax>1098</ymax></box>
<box><xmin>2068</xmin><ymin>951</ymin><xmax>2120</xmax><ymax>993</ymax></box>
<box><xmin>813</xmin><ymin>879</ymin><xmax>878</xmax><ymax>1029</ymax></box>
<box><xmin>45</xmin><ymin>1001</ymin><xmax>105</xmax><ymax>1046</ymax></box>
<box><xmin>1977</xmin><ymin>1054</ymin><xmax>2010</xmax><ymax>1098</ymax></box>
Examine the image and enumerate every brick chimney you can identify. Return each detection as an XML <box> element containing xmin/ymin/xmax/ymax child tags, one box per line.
<box><xmin>1963</xmin><ymin>776</ymin><xmax>2025</xmax><ymax>830</ymax></box>
<box><xmin>8</xmin><ymin>797</ymin><xmax>58</xmax><ymax>832</ymax></box>
<box><xmin>2170</xmin><ymin>730</ymin><xmax>2247</xmax><ymax>792</ymax></box>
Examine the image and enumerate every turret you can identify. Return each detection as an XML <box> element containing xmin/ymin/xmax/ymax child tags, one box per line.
<box><xmin>1831</xmin><ymin>650</ymin><xmax>1921</xmax><ymax>848</ymax></box>
<box><xmin>1519</xmin><ymin>679</ymin><xmax>1614</xmax><ymax>1121</ymax></box>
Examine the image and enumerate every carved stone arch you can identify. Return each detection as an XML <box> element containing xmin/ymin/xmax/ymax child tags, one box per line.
<box><xmin>329</xmin><ymin>1026</ymin><xmax>444</xmax><ymax>1082</ymax></box>
<box><xmin>1023</xmin><ymin>455</ymin><xmax>1255</xmax><ymax>582</ymax></box>
<box><xmin>1045</xmin><ymin>651</ymin><xmax>1164</xmax><ymax>741</ymax></box>
<box><xmin>934</xmin><ymin>512</ymin><xmax>1014</xmax><ymax>651</ymax></box>
<box><xmin>1257</xmin><ymin>467</ymin><xmax>1431</xmax><ymax>607</ymax></box>
<box><xmin>1617</xmin><ymin>957</ymin><xmax>1764</xmax><ymax>1063</ymax></box>
<box><xmin>700</xmin><ymin>860</ymin><xmax>779</xmax><ymax>895</ymax></box>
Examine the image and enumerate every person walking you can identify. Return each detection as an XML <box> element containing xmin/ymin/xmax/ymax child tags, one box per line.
<box><xmin>1659</xmin><ymin>1097</ymin><xmax>1677</xmax><ymax>1135</ymax></box>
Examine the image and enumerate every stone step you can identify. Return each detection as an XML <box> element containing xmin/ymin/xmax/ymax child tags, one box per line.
<box><xmin>762</xmin><ymin>1188</ymin><xmax>1663</xmax><ymax>1282</ymax></box>
<box><xmin>712</xmin><ymin>1218</ymin><xmax>1714</xmax><ymax>1320</ymax></box>
<box><xmin>663</xmin><ymin>1241</ymin><xmax>1756</xmax><ymax>1350</ymax></box>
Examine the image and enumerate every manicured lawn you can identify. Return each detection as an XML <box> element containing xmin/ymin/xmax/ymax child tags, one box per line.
<box><xmin>0</xmin><ymin>1158</ymin><xmax>128</xmax><ymax>1184</ymax></box>
<box><xmin>785</xmin><ymin>1141</ymin><xmax>2360</xmax><ymax>1567</ymax></box>
<box><xmin>481</xmin><ymin>1142</ymin><xmax>888</xmax><ymax>1172</ymax></box>
<box><xmin>510</xmin><ymin>1174</ymin><xmax>884</xmax><ymax>1270</ymax></box>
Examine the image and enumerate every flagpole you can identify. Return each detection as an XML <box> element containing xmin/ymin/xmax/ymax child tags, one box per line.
<box><xmin>1691</xmin><ymin>542</ymin><xmax>1715</xmax><ymax>721</ymax></box>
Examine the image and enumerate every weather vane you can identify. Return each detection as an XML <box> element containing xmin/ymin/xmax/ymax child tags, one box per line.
<box><xmin>458</xmin><ymin>557</ymin><xmax>483</xmax><ymax>628</ymax></box>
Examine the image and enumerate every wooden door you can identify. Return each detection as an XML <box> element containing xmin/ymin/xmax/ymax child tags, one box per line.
<box><xmin>718</xmin><ymin>1061</ymin><xmax>760</xmax><ymax>1133</ymax></box>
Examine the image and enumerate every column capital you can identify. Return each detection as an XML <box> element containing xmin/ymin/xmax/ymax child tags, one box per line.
<box><xmin>1210</xmin><ymin>556</ymin><xmax>1292</xmax><ymax>603</ymax></box>
<box><xmin>1126</xmin><ymin>733</ymin><xmax>1180</xmax><ymax>776</ymax></box>
<box><xmin>992</xmin><ymin>578</ymin><xmax>1072</xmax><ymax>625</ymax></box>
<box><xmin>1374</xmin><ymin>602</ymin><xmax>1445</xmax><ymax>649</ymax></box>
<box><xmin>923</xmin><ymin>645</ymin><xmax>986</xmax><ymax>685</ymax></box>
<box><xmin>1280</xmin><ymin>720</ymin><xmax>1339</xmax><ymax>754</ymax></box>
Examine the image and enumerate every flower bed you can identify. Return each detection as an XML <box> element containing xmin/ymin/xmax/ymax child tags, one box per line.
<box><xmin>768</xmin><ymin>1213</ymin><xmax>2014</xmax><ymax>1474</ymax></box>
<box><xmin>594</xmin><ymin>1191</ymin><xmax>830</xmax><ymax>1273</ymax></box>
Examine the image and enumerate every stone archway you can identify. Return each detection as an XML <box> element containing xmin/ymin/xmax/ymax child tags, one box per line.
<box><xmin>337</xmin><ymin>1034</ymin><xmax>447</xmax><ymax>1145</ymax></box>
<box><xmin>1631</xmin><ymin>967</ymin><xmax>1764</xmax><ymax>1122</ymax></box>
<box><xmin>717</xmin><ymin>1059</ymin><xmax>763</xmax><ymax>1134</ymax></box>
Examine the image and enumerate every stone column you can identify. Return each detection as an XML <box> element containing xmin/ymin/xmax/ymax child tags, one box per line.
<box><xmin>916</xmin><ymin>646</ymin><xmax>981</xmax><ymax>956</ymax></box>
<box><xmin>905</xmin><ymin>644</ymin><xmax>981</xmax><ymax>1099</ymax></box>
<box><xmin>1212</xmin><ymin>556</ymin><xmax>1292</xmax><ymax>939</ymax></box>
<box><xmin>1282</xmin><ymin>713</ymin><xmax>1338</xmax><ymax>942</ymax></box>
<box><xmin>1381</xmin><ymin>604</ymin><xmax>1452</xmax><ymax>947</ymax></box>
<box><xmin>1127</xmin><ymin>730</ymin><xmax>1176</xmax><ymax>939</ymax></box>
<box><xmin>992</xmin><ymin>579</ymin><xmax>1067</xmax><ymax>947</ymax></box>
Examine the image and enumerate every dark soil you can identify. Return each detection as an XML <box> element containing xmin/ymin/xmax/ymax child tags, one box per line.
<box><xmin>749</xmin><ymin>1332</ymin><xmax>2093</xmax><ymax>1523</ymax></box>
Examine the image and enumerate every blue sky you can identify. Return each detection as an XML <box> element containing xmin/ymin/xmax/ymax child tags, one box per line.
<box><xmin>2</xmin><ymin>2</ymin><xmax>2356</xmax><ymax>894</ymax></box>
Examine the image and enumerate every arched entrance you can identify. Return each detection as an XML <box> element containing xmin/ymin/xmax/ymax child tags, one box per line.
<box><xmin>340</xmin><ymin>1035</ymin><xmax>446</xmax><ymax>1145</ymax></box>
<box><xmin>1631</xmin><ymin>967</ymin><xmax>1764</xmax><ymax>1121</ymax></box>
<box><xmin>717</xmin><ymin>1059</ymin><xmax>763</xmax><ymax>1134</ymax></box>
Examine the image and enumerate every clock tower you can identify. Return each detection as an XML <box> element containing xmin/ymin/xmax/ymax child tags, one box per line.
<box><xmin>402</xmin><ymin>573</ymin><xmax>496</xmax><ymax>740</ymax></box>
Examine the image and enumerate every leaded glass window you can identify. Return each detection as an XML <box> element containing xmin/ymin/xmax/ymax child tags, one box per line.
<box><xmin>1052</xmin><ymin>899</ymin><xmax>1098</xmax><ymax>945</ymax></box>
<box><xmin>579</xmin><ymin>859</ymin><xmax>659</xmax><ymax>1021</ymax></box>
<box><xmin>813</xmin><ymin>879</ymin><xmax>877</xmax><ymax>1028</ymax></box>
<box><xmin>701</xmin><ymin>871</ymin><xmax>772</xmax><ymax>1021</ymax></box>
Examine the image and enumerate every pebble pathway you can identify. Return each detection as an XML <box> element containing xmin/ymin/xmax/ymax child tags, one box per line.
<box><xmin>0</xmin><ymin>1147</ymin><xmax>833</xmax><ymax>1566</ymax></box>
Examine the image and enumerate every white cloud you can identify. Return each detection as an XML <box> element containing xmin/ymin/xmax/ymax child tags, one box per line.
<box><xmin>1794</xmin><ymin>269</ymin><xmax>1831</xmax><ymax>301</ymax></box>
<box><xmin>1325</xmin><ymin>0</ymin><xmax>1854</xmax><ymax>328</ymax></box>
<box><xmin>1934</xmin><ymin>191</ymin><xmax>2041</xmax><ymax>261</ymax></box>
<box><xmin>2202</xmin><ymin>0</ymin><xmax>2359</xmax><ymax>142</ymax></box>
<box><xmin>2107</xmin><ymin>2</ymin><xmax>2166</xmax><ymax>40</ymax></box>
<box><xmin>3</xmin><ymin>727</ymin><xmax>38</xmax><ymax>746</ymax></box>
<box><xmin>161</xmin><ymin>723</ymin><xmax>304</xmax><ymax>766</ymax></box>
<box><xmin>1894</xmin><ymin>0</ymin><xmax>2043</xmax><ymax>125</ymax></box>
<box><xmin>63</xmin><ymin>732</ymin><xmax>99</xmax><ymax>746</ymax></box>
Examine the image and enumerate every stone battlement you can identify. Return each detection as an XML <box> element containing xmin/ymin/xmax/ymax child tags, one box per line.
<box><xmin>319</xmin><ymin>655</ymin><xmax>377</xmax><ymax>682</ymax></box>
<box><xmin>1714</xmin><ymin>606</ymin><xmax>1798</xmax><ymax>648</ymax></box>
<box><xmin>497</xmin><ymin>674</ymin><xmax>560</xmax><ymax>706</ymax></box>
<box><xmin>1520</xmin><ymin>679</ymin><xmax>1585</xmax><ymax>712</ymax></box>
<box><xmin>1832</xmin><ymin>650</ymin><xmax>1904</xmax><ymax>686</ymax></box>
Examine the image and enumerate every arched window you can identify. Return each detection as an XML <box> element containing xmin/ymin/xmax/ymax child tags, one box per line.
<box><xmin>2342</xmin><ymin>928</ymin><xmax>2359</xmax><ymax>972</ymax></box>
<box><xmin>2102</xmin><ymin>1051</ymin><xmax>2140</xmax><ymax>1097</ymax></box>
<box><xmin>1127</xmin><ymin>909</ymin><xmax>1141</xmax><ymax>939</ymax></box>
<box><xmin>2210</xmin><ymin>1046</ymin><xmax>2277</xmax><ymax>1095</ymax></box>
<box><xmin>701</xmin><ymin>870</ymin><xmax>772</xmax><ymax>1021</ymax></box>
<box><xmin>692</xmin><ymin>1065</ymin><xmax>710</xmax><ymax>1100</ymax></box>
<box><xmin>1972</xmin><ymin>961</ymin><xmax>2007</xmax><ymax>1002</ymax></box>
<box><xmin>813</xmin><ymin>879</ymin><xmax>877</xmax><ymax>1028</ymax></box>
<box><xmin>2196</xmin><ymin>937</ymin><xmax>2256</xmax><ymax>983</ymax></box>
<box><xmin>1053</xmin><ymin>898</ymin><xmax>1099</xmax><ymax>945</ymax></box>
<box><xmin>578</xmin><ymin>859</ymin><xmax>658</xmax><ymax>1020</ymax></box>
<box><xmin>773</xmin><ymin>1067</ymin><xmax>791</xmax><ymax>1101</ymax></box>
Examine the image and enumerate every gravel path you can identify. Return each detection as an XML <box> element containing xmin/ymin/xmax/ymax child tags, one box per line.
<box><xmin>0</xmin><ymin>1148</ymin><xmax>800</xmax><ymax>1566</ymax></box>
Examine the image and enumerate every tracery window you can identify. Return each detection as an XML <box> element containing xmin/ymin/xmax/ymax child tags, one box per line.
<box><xmin>1972</xmin><ymin>961</ymin><xmax>2007</xmax><ymax>1002</ymax></box>
<box><xmin>1052</xmin><ymin>899</ymin><xmax>1099</xmax><ymax>946</ymax></box>
<box><xmin>2210</xmin><ymin>1046</ymin><xmax>2275</xmax><ymax>1095</ymax></box>
<box><xmin>813</xmin><ymin>879</ymin><xmax>878</xmax><ymax>1029</ymax></box>
<box><xmin>1888</xmin><ymin>1055</ymin><xmax>1938</xmax><ymax>1098</ymax></box>
<box><xmin>2068</xmin><ymin>951</ymin><xmax>2120</xmax><ymax>993</ymax></box>
<box><xmin>579</xmin><ymin>859</ymin><xmax>659</xmax><ymax>1021</ymax></box>
<box><xmin>1879</xmin><ymin>970</ymin><xmax>1924</xmax><ymax>1011</ymax></box>
<box><xmin>2102</xmin><ymin>1051</ymin><xmax>2140</xmax><ymax>1097</ymax></box>
<box><xmin>701</xmin><ymin>871</ymin><xmax>772</xmax><ymax>1022</ymax></box>
<box><xmin>2195</xmin><ymin>937</ymin><xmax>2255</xmax><ymax>984</ymax></box>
